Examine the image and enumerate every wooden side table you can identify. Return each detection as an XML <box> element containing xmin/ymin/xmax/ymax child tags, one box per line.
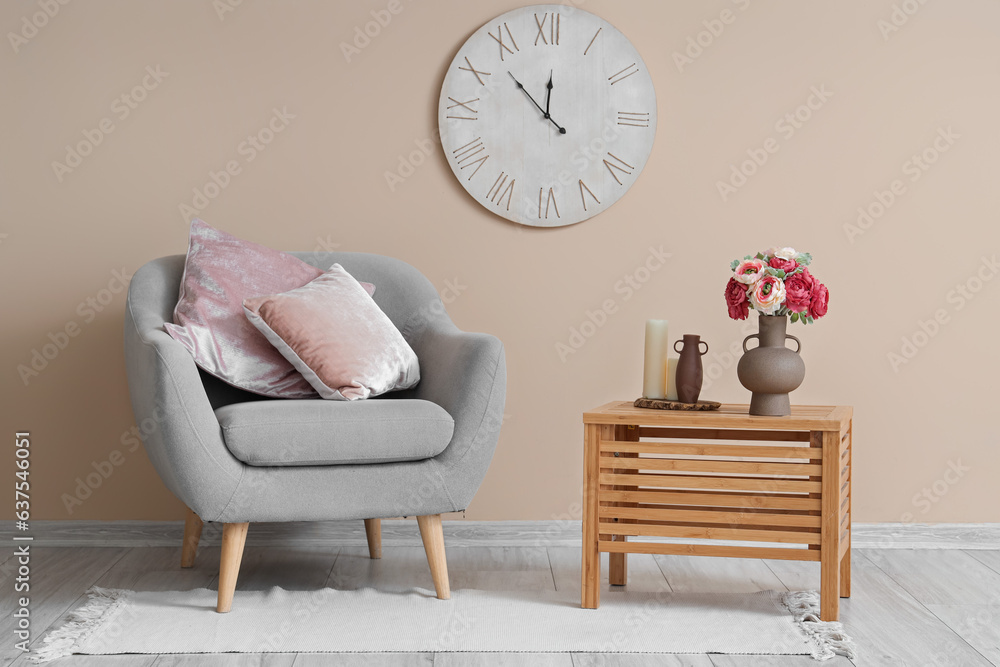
<box><xmin>581</xmin><ymin>402</ymin><xmax>852</xmax><ymax>621</ymax></box>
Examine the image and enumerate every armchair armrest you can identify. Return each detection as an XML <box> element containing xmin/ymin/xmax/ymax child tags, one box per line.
<box><xmin>409</xmin><ymin>319</ymin><xmax>507</xmax><ymax>483</ymax></box>
<box><xmin>124</xmin><ymin>300</ymin><xmax>244</xmax><ymax>521</ymax></box>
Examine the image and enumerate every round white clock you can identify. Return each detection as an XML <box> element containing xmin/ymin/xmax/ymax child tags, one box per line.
<box><xmin>438</xmin><ymin>5</ymin><xmax>657</xmax><ymax>227</ymax></box>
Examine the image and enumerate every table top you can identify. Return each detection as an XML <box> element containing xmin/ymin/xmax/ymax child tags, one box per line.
<box><xmin>583</xmin><ymin>401</ymin><xmax>852</xmax><ymax>431</ymax></box>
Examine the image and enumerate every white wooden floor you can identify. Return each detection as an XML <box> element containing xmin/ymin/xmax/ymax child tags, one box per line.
<box><xmin>3</xmin><ymin>545</ymin><xmax>999</xmax><ymax>666</ymax></box>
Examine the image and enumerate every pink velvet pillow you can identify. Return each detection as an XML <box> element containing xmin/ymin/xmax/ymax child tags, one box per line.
<box><xmin>244</xmin><ymin>265</ymin><xmax>420</xmax><ymax>400</ymax></box>
<box><xmin>164</xmin><ymin>219</ymin><xmax>374</xmax><ymax>398</ymax></box>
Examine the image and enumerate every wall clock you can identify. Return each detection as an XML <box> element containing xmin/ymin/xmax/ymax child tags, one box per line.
<box><xmin>438</xmin><ymin>5</ymin><xmax>657</xmax><ymax>227</ymax></box>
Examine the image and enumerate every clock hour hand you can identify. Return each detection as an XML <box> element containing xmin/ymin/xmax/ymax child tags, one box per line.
<box><xmin>508</xmin><ymin>71</ymin><xmax>567</xmax><ymax>134</ymax></box>
<box><xmin>545</xmin><ymin>70</ymin><xmax>552</xmax><ymax>117</ymax></box>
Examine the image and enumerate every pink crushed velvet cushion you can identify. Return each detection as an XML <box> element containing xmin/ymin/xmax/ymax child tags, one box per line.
<box><xmin>164</xmin><ymin>219</ymin><xmax>374</xmax><ymax>398</ymax></box>
<box><xmin>244</xmin><ymin>265</ymin><xmax>420</xmax><ymax>401</ymax></box>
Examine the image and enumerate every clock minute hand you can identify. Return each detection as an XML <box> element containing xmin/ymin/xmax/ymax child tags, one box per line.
<box><xmin>508</xmin><ymin>71</ymin><xmax>567</xmax><ymax>134</ymax></box>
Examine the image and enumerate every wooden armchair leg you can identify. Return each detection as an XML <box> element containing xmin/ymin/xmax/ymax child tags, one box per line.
<box><xmin>217</xmin><ymin>522</ymin><xmax>249</xmax><ymax>613</ymax></box>
<box><xmin>364</xmin><ymin>519</ymin><xmax>382</xmax><ymax>559</ymax></box>
<box><xmin>181</xmin><ymin>508</ymin><xmax>204</xmax><ymax>568</ymax></box>
<box><xmin>416</xmin><ymin>514</ymin><xmax>450</xmax><ymax>600</ymax></box>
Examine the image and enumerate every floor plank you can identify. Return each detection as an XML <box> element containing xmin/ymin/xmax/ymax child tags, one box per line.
<box><xmin>0</xmin><ymin>547</ymin><xmax>129</xmax><ymax>665</ymax></box>
<box><xmin>862</xmin><ymin>549</ymin><xmax>1000</xmax><ymax>605</ymax></box>
<box><xmin>435</xmin><ymin>654</ymin><xmax>573</xmax><ymax>666</ymax></box>
<box><xmin>574</xmin><ymin>655</ymin><xmax>713</xmax><ymax>666</ymax></box>
<box><xmin>546</xmin><ymin>547</ymin><xmax>672</xmax><ymax>594</ymax></box>
<box><xmin>446</xmin><ymin>546</ymin><xmax>555</xmax><ymax>591</ymax></box>
<box><xmin>0</xmin><ymin>546</ymin><xmax>15</xmax><ymax>581</ymax></box>
<box><xmin>152</xmin><ymin>655</ymin><xmax>296</xmax><ymax>666</ymax></box>
<box><xmin>653</xmin><ymin>555</ymin><xmax>786</xmax><ymax>594</ymax></box>
<box><xmin>925</xmin><ymin>604</ymin><xmax>1000</xmax><ymax>666</ymax></box>
<box><xmin>233</xmin><ymin>546</ymin><xmax>339</xmax><ymax>592</ymax></box>
<box><xmin>765</xmin><ymin>550</ymin><xmax>992</xmax><ymax>666</ymax></box>
<box><xmin>966</xmin><ymin>549</ymin><xmax>1000</xmax><ymax>576</ymax></box>
<box><xmin>95</xmin><ymin>546</ymin><xmax>218</xmax><ymax>591</ymax></box>
<box><xmin>38</xmin><ymin>656</ymin><xmax>159</xmax><ymax>666</ymax></box>
<box><xmin>295</xmin><ymin>656</ymin><xmax>433</xmax><ymax>667</ymax></box>
<box><xmin>328</xmin><ymin>546</ymin><xmax>555</xmax><ymax>594</ymax></box>
<box><xmin>327</xmin><ymin>546</ymin><xmax>442</xmax><ymax>594</ymax></box>
<box><xmin>708</xmin><ymin>656</ymin><xmax>852</xmax><ymax>666</ymax></box>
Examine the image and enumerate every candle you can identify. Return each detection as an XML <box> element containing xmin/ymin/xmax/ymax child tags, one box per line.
<box><xmin>665</xmin><ymin>358</ymin><xmax>679</xmax><ymax>401</ymax></box>
<box><xmin>642</xmin><ymin>320</ymin><xmax>669</xmax><ymax>399</ymax></box>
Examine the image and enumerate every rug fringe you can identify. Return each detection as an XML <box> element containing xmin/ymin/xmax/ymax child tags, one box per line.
<box><xmin>780</xmin><ymin>591</ymin><xmax>857</xmax><ymax>661</ymax></box>
<box><xmin>30</xmin><ymin>587</ymin><xmax>130</xmax><ymax>664</ymax></box>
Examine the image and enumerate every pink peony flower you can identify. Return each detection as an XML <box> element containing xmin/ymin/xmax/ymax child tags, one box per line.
<box><xmin>769</xmin><ymin>256</ymin><xmax>798</xmax><ymax>273</ymax></box>
<box><xmin>783</xmin><ymin>269</ymin><xmax>814</xmax><ymax>313</ymax></box>
<box><xmin>725</xmin><ymin>277</ymin><xmax>750</xmax><ymax>320</ymax></box>
<box><xmin>809</xmin><ymin>282</ymin><xmax>829</xmax><ymax>319</ymax></box>
<box><xmin>734</xmin><ymin>259</ymin><xmax>767</xmax><ymax>285</ymax></box>
<box><xmin>749</xmin><ymin>275</ymin><xmax>786</xmax><ymax>314</ymax></box>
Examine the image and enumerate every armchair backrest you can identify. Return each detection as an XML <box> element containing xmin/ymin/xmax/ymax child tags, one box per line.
<box><xmin>126</xmin><ymin>251</ymin><xmax>447</xmax><ymax>408</ymax></box>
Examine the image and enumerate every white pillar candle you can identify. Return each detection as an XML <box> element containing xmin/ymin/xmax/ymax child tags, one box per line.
<box><xmin>665</xmin><ymin>358</ymin><xmax>679</xmax><ymax>401</ymax></box>
<box><xmin>642</xmin><ymin>320</ymin><xmax>669</xmax><ymax>399</ymax></box>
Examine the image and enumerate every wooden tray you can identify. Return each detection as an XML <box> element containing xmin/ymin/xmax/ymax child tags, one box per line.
<box><xmin>633</xmin><ymin>397</ymin><xmax>722</xmax><ymax>411</ymax></box>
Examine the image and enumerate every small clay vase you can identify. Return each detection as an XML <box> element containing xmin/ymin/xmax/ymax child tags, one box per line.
<box><xmin>737</xmin><ymin>314</ymin><xmax>805</xmax><ymax>416</ymax></box>
<box><xmin>673</xmin><ymin>334</ymin><xmax>709</xmax><ymax>404</ymax></box>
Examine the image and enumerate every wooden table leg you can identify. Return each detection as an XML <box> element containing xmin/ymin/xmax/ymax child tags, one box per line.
<box><xmin>581</xmin><ymin>423</ymin><xmax>601</xmax><ymax>609</ymax></box>
<box><xmin>840</xmin><ymin>547</ymin><xmax>851</xmax><ymax>598</ymax></box>
<box><xmin>820</xmin><ymin>429</ymin><xmax>841</xmax><ymax>621</ymax></box>
<box><xmin>608</xmin><ymin>424</ymin><xmax>640</xmax><ymax>586</ymax></box>
<box><xmin>840</xmin><ymin>420</ymin><xmax>852</xmax><ymax>598</ymax></box>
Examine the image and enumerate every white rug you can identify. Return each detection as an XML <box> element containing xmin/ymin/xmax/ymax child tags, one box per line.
<box><xmin>33</xmin><ymin>587</ymin><xmax>854</xmax><ymax>662</ymax></box>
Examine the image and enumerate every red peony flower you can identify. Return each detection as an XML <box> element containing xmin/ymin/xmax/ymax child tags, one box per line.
<box><xmin>783</xmin><ymin>269</ymin><xmax>814</xmax><ymax>313</ymax></box>
<box><xmin>809</xmin><ymin>282</ymin><xmax>829</xmax><ymax>319</ymax></box>
<box><xmin>725</xmin><ymin>277</ymin><xmax>750</xmax><ymax>320</ymax></box>
<box><xmin>769</xmin><ymin>256</ymin><xmax>798</xmax><ymax>273</ymax></box>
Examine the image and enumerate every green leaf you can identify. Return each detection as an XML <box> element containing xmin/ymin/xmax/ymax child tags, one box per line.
<box><xmin>744</xmin><ymin>255</ymin><xmax>752</xmax><ymax>261</ymax></box>
<box><xmin>755</xmin><ymin>252</ymin><xmax>765</xmax><ymax>260</ymax></box>
<box><xmin>796</xmin><ymin>252</ymin><xmax>813</xmax><ymax>266</ymax></box>
<box><xmin>790</xmin><ymin>312</ymin><xmax>799</xmax><ymax>323</ymax></box>
<box><xmin>730</xmin><ymin>259</ymin><xmax>740</xmax><ymax>271</ymax></box>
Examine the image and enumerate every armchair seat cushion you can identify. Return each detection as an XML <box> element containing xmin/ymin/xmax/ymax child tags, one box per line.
<box><xmin>216</xmin><ymin>399</ymin><xmax>454</xmax><ymax>466</ymax></box>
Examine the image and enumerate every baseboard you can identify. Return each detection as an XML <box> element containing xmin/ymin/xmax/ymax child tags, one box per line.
<box><xmin>2</xmin><ymin>520</ymin><xmax>998</xmax><ymax>549</ymax></box>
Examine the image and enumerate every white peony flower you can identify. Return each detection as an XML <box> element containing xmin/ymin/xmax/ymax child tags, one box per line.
<box><xmin>734</xmin><ymin>259</ymin><xmax>767</xmax><ymax>285</ymax></box>
<box><xmin>750</xmin><ymin>275</ymin><xmax>786</xmax><ymax>314</ymax></box>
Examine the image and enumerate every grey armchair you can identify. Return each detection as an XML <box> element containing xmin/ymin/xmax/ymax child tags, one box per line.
<box><xmin>123</xmin><ymin>252</ymin><xmax>506</xmax><ymax>612</ymax></box>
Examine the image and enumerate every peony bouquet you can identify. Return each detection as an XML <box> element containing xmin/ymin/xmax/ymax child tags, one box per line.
<box><xmin>725</xmin><ymin>247</ymin><xmax>829</xmax><ymax>323</ymax></box>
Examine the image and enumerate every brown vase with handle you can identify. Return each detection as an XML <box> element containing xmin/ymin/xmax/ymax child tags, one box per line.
<box><xmin>737</xmin><ymin>314</ymin><xmax>805</xmax><ymax>416</ymax></box>
<box><xmin>674</xmin><ymin>334</ymin><xmax>709</xmax><ymax>404</ymax></box>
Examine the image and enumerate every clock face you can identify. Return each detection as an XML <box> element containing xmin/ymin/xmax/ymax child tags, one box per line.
<box><xmin>438</xmin><ymin>5</ymin><xmax>657</xmax><ymax>227</ymax></box>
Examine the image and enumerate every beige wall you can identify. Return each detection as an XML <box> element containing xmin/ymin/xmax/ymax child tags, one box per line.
<box><xmin>3</xmin><ymin>0</ymin><xmax>998</xmax><ymax>523</ymax></box>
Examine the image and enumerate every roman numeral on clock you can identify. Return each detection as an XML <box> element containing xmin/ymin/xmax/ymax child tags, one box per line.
<box><xmin>453</xmin><ymin>137</ymin><xmax>489</xmax><ymax>180</ymax></box>
<box><xmin>488</xmin><ymin>23</ymin><xmax>519</xmax><ymax>61</ymax></box>
<box><xmin>617</xmin><ymin>111</ymin><xmax>650</xmax><ymax>127</ymax></box>
<box><xmin>538</xmin><ymin>187</ymin><xmax>560</xmax><ymax>219</ymax></box>
<box><xmin>609</xmin><ymin>63</ymin><xmax>639</xmax><ymax>85</ymax></box>
<box><xmin>446</xmin><ymin>97</ymin><xmax>479</xmax><ymax>121</ymax></box>
<box><xmin>579</xmin><ymin>180</ymin><xmax>600</xmax><ymax>211</ymax></box>
<box><xmin>487</xmin><ymin>171</ymin><xmax>515</xmax><ymax>210</ymax></box>
<box><xmin>534</xmin><ymin>13</ymin><xmax>560</xmax><ymax>46</ymax></box>
<box><xmin>583</xmin><ymin>28</ymin><xmax>602</xmax><ymax>56</ymax></box>
<box><xmin>603</xmin><ymin>152</ymin><xmax>634</xmax><ymax>185</ymax></box>
<box><xmin>459</xmin><ymin>57</ymin><xmax>491</xmax><ymax>85</ymax></box>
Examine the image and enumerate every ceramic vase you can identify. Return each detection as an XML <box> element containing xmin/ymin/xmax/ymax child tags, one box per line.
<box><xmin>737</xmin><ymin>314</ymin><xmax>805</xmax><ymax>416</ymax></box>
<box><xmin>673</xmin><ymin>334</ymin><xmax>709</xmax><ymax>404</ymax></box>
